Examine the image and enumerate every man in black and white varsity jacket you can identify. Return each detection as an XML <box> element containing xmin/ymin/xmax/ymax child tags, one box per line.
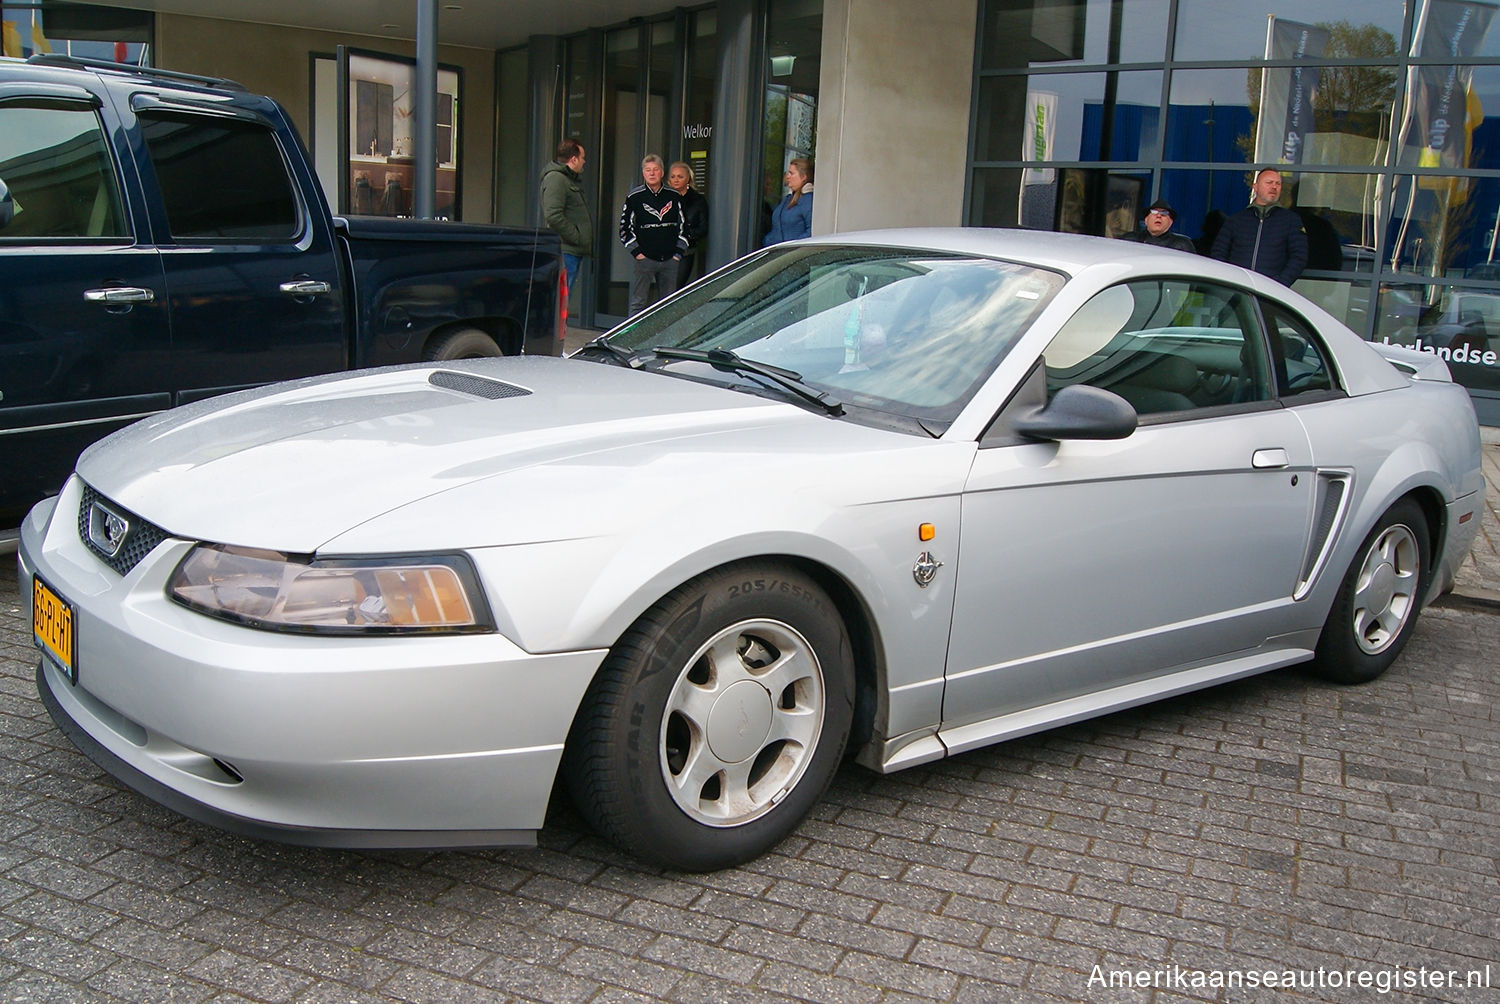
<box><xmin>618</xmin><ymin>154</ymin><xmax>688</xmax><ymax>315</ymax></box>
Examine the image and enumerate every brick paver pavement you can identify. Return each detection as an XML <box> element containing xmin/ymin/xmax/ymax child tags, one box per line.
<box><xmin>2</xmin><ymin>569</ymin><xmax>1497</xmax><ymax>1002</ymax></box>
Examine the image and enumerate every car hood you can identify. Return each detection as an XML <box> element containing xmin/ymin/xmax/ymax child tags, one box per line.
<box><xmin>75</xmin><ymin>357</ymin><xmax>936</xmax><ymax>552</ymax></box>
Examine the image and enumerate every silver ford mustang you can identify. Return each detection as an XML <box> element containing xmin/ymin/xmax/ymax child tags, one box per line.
<box><xmin>19</xmin><ymin>230</ymin><xmax>1485</xmax><ymax>871</ymax></box>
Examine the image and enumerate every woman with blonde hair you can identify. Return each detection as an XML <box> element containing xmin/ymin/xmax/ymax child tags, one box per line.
<box><xmin>667</xmin><ymin>161</ymin><xmax>708</xmax><ymax>286</ymax></box>
<box><xmin>764</xmin><ymin>157</ymin><xmax>813</xmax><ymax>245</ymax></box>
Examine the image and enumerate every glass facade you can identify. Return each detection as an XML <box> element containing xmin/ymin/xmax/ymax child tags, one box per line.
<box><xmin>969</xmin><ymin>0</ymin><xmax>1500</xmax><ymax>421</ymax></box>
<box><xmin>761</xmin><ymin>0</ymin><xmax>823</xmax><ymax>245</ymax></box>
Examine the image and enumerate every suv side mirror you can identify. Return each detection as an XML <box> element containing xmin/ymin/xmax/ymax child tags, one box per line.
<box><xmin>0</xmin><ymin>177</ymin><xmax>13</xmax><ymax>227</ymax></box>
<box><xmin>1012</xmin><ymin>384</ymin><xmax>1138</xmax><ymax>441</ymax></box>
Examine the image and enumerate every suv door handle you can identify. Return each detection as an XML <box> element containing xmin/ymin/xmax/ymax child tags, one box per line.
<box><xmin>1252</xmin><ymin>448</ymin><xmax>1290</xmax><ymax>469</ymax></box>
<box><xmin>83</xmin><ymin>287</ymin><xmax>155</xmax><ymax>304</ymax></box>
<box><xmin>279</xmin><ymin>279</ymin><xmax>332</xmax><ymax>297</ymax></box>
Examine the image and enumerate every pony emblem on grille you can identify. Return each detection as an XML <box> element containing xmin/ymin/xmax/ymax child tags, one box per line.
<box><xmin>87</xmin><ymin>500</ymin><xmax>131</xmax><ymax>557</ymax></box>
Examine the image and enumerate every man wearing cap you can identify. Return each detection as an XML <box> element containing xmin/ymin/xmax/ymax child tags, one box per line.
<box><xmin>1119</xmin><ymin>199</ymin><xmax>1197</xmax><ymax>254</ymax></box>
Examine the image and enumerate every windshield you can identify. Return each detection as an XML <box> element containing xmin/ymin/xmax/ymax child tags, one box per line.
<box><xmin>604</xmin><ymin>245</ymin><xmax>1066</xmax><ymax>427</ymax></box>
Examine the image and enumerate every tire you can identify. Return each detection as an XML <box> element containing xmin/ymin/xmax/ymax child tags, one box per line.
<box><xmin>1310</xmin><ymin>499</ymin><xmax>1429</xmax><ymax>684</ymax></box>
<box><xmin>563</xmin><ymin>563</ymin><xmax>855</xmax><ymax>871</ymax></box>
<box><xmin>424</xmin><ymin>327</ymin><xmax>501</xmax><ymax>360</ymax></box>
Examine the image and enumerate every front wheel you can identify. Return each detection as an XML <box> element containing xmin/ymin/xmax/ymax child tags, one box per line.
<box><xmin>563</xmin><ymin>563</ymin><xmax>854</xmax><ymax>871</ymax></box>
<box><xmin>1311</xmin><ymin>500</ymin><xmax>1429</xmax><ymax>684</ymax></box>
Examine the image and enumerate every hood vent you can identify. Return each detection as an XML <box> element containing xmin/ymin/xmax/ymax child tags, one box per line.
<box><xmin>428</xmin><ymin>370</ymin><xmax>531</xmax><ymax>400</ymax></box>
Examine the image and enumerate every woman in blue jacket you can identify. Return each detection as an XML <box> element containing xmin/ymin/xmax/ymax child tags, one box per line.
<box><xmin>765</xmin><ymin>158</ymin><xmax>813</xmax><ymax>245</ymax></box>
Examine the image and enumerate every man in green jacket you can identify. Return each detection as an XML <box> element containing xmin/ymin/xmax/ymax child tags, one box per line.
<box><xmin>539</xmin><ymin>138</ymin><xmax>592</xmax><ymax>294</ymax></box>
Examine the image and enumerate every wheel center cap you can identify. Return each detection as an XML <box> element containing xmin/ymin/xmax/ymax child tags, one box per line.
<box><xmin>706</xmin><ymin>680</ymin><xmax>774</xmax><ymax>764</ymax></box>
<box><xmin>1368</xmin><ymin>560</ymin><xmax>1397</xmax><ymax>613</ymax></box>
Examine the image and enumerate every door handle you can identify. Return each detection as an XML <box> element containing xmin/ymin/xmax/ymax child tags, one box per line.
<box><xmin>83</xmin><ymin>287</ymin><xmax>155</xmax><ymax>304</ymax></box>
<box><xmin>1252</xmin><ymin>448</ymin><xmax>1290</xmax><ymax>469</ymax></box>
<box><xmin>279</xmin><ymin>279</ymin><xmax>332</xmax><ymax>297</ymax></box>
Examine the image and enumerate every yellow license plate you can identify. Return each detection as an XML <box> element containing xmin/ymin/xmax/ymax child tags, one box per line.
<box><xmin>32</xmin><ymin>576</ymin><xmax>77</xmax><ymax>685</ymax></box>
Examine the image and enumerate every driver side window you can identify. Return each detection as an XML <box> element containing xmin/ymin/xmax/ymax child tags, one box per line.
<box><xmin>1043</xmin><ymin>279</ymin><xmax>1274</xmax><ymax>418</ymax></box>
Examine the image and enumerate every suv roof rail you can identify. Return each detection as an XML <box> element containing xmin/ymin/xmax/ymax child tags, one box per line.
<box><xmin>25</xmin><ymin>52</ymin><xmax>247</xmax><ymax>92</ymax></box>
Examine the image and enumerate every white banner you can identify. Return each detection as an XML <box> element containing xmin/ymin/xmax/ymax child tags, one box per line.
<box><xmin>1023</xmin><ymin>91</ymin><xmax>1058</xmax><ymax>185</ymax></box>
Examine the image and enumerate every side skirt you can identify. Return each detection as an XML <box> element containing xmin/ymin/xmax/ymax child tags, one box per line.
<box><xmin>872</xmin><ymin>645</ymin><xmax>1315</xmax><ymax>773</ymax></box>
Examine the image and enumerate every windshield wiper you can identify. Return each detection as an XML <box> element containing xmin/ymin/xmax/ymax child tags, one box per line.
<box><xmin>652</xmin><ymin>346</ymin><xmax>844</xmax><ymax>416</ymax></box>
<box><xmin>573</xmin><ymin>335</ymin><xmax>643</xmax><ymax>367</ymax></box>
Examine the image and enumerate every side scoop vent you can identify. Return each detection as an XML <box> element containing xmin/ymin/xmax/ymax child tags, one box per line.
<box><xmin>1295</xmin><ymin>473</ymin><xmax>1350</xmax><ymax>599</ymax></box>
<box><xmin>428</xmin><ymin>371</ymin><xmax>531</xmax><ymax>400</ymax></box>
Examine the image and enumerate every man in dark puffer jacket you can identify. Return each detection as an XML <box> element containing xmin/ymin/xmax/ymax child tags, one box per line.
<box><xmin>1210</xmin><ymin>168</ymin><xmax>1308</xmax><ymax>285</ymax></box>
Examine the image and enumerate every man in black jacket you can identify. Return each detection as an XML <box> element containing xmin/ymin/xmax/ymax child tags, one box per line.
<box><xmin>619</xmin><ymin>155</ymin><xmax>687</xmax><ymax>315</ymax></box>
<box><xmin>1119</xmin><ymin>198</ymin><xmax>1196</xmax><ymax>254</ymax></box>
<box><xmin>1210</xmin><ymin>169</ymin><xmax>1308</xmax><ymax>285</ymax></box>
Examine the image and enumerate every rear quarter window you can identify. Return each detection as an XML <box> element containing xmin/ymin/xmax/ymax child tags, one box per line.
<box><xmin>1260</xmin><ymin>299</ymin><xmax>1341</xmax><ymax>399</ymax></box>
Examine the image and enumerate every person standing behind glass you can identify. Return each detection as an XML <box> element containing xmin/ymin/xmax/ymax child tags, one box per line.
<box><xmin>764</xmin><ymin>158</ymin><xmax>813</xmax><ymax>246</ymax></box>
<box><xmin>668</xmin><ymin>161</ymin><xmax>708</xmax><ymax>288</ymax></box>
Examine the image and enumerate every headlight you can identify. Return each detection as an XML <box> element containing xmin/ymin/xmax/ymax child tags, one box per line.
<box><xmin>167</xmin><ymin>544</ymin><xmax>492</xmax><ymax>634</ymax></box>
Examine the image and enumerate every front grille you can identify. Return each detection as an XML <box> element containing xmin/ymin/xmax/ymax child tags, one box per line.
<box><xmin>428</xmin><ymin>370</ymin><xmax>531</xmax><ymax>400</ymax></box>
<box><xmin>77</xmin><ymin>484</ymin><xmax>169</xmax><ymax>576</ymax></box>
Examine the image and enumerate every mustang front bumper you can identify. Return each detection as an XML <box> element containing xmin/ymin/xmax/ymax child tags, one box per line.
<box><xmin>19</xmin><ymin>481</ymin><xmax>607</xmax><ymax>849</ymax></box>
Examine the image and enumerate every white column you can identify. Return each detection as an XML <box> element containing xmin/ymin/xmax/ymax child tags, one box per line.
<box><xmin>815</xmin><ymin>0</ymin><xmax>979</xmax><ymax>234</ymax></box>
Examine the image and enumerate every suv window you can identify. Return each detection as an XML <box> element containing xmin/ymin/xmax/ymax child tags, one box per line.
<box><xmin>0</xmin><ymin>103</ymin><xmax>127</xmax><ymax>240</ymax></box>
<box><xmin>139</xmin><ymin>112</ymin><xmax>298</xmax><ymax>241</ymax></box>
<box><xmin>1043</xmin><ymin>279</ymin><xmax>1274</xmax><ymax>417</ymax></box>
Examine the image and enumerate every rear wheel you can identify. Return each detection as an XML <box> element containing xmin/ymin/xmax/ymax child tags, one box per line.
<box><xmin>563</xmin><ymin>563</ymin><xmax>854</xmax><ymax>871</ymax></box>
<box><xmin>1311</xmin><ymin>500</ymin><xmax>1429</xmax><ymax>684</ymax></box>
<box><xmin>425</xmin><ymin>327</ymin><xmax>501</xmax><ymax>360</ymax></box>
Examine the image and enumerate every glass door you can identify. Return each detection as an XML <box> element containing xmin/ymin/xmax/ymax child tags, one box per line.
<box><xmin>596</xmin><ymin>26</ymin><xmax>643</xmax><ymax>321</ymax></box>
<box><xmin>592</xmin><ymin>22</ymin><xmax>681</xmax><ymax>324</ymax></box>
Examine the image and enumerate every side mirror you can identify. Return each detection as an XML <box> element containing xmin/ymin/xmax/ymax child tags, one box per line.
<box><xmin>1012</xmin><ymin>384</ymin><xmax>1138</xmax><ymax>441</ymax></box>
<box><xmin>0</xmin><ymin>177</ymin><xmax>13</xmax><ymax>228</ymax></box>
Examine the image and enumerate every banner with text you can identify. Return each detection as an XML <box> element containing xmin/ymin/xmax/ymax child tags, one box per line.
<box><xmin>1023</xmin><ymin>91</ymin><xmax>1059</xmax><ymax>185</ymax></box>
<box><xmin>1254</xmin><ymin>17</ymin><xmax>1329</xmax><ymax>165</ymax></box>
<box><xmin>1411</xmin><ymin>0</ymin><xmax>1496</xmax><ymax>170</ymax></box>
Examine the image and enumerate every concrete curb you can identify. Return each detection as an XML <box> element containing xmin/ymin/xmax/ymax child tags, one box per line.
<box><xmin>1434</xmin><ymin>589</ymin><xmax>1500</xmax><ymax>614</ymax></box>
